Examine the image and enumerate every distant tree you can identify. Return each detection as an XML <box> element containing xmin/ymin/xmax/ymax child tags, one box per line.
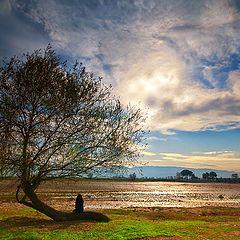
<box><xmin>129</xmin><ymin>172</ymin><xmax>136</xmax><ymax>181</ymax></box>
<box><xmin>0</xmin><ymin>46</ymin><xmax>145</xmax><ymax>221</ymax></box>
<box><xmin>202</xmin><ymin>171</ymin><xmax>217</xmax><ymax>180</ymax></box>
<box><xmin>87</xmin><ymin>173</ymin><xmax>93</xmax><ymax>179</ymax></box>
<box><xmin>180</xmin><ymin>170</ymin><xmax>194</xmax><ymax>180</ymax></box>
<box><xmin>191</xmin><ymin>173</ymin><xmax>198</xmax><ymax>180</ymax></box>
<box><xmin>202</xmin><ymin>172</ymin><xmax>210</xmax><ymax>180</ymax></box>
<box><xmin>175</xmin><ymin>172</ymin><xmax>181</xmax><ymax>179</ymax></box>
<box><xmin>209</xmin><ymin>171</ymin><xmax>217</xmax><ymax>180</ymax></box>
<box><xmin>231</xmin><ymin>173</ymin><xmax>239</xmax><ymax>179</ymax></box>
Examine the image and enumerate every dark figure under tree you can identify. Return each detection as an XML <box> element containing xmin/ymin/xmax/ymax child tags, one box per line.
<box><xmin>73</xmin><ymin>194</ymin><xmax>84</xmax><ymax>213</ymax></box>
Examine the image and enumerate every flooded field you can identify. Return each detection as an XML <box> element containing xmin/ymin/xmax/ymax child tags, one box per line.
<box><xmin>1</xmin><ymin>180</ymin><xmax>240</xmax><ymax>210</ymax></box>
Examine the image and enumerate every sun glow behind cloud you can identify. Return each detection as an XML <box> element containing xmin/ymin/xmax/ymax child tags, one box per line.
<box><xmin>119</xmin><ymin>56</ymin><xmax>240</xmax><ymax>133</ymax></box>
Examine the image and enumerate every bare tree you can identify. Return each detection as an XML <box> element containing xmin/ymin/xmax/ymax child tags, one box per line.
<box><xmin>0</xmin><ymin>46</ymin><xmax>145</xmax><ymax>221</ymax></box>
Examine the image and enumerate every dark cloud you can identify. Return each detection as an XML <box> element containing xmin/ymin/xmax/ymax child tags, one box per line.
<box><xmin>0</xmin><ymin>0</ymin><xmax>49</xmax><ymax>58</ymax></box>
<box><xmin>170</xmin><ymin>96</ymin><xmax>240</xmax><ymax>118</ymax></box>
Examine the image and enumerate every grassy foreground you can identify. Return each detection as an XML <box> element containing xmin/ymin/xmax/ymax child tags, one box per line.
<box><xmin>0</xmin><ymin>203</ymin><xmax>239</xmax><ymax>240</ymax></box>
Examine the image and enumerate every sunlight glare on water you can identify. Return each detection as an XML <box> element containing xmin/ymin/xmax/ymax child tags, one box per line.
<box><xmin>47</xmin><ymin>181</ymin><xmax>240</xmax><ymax>210</ymax></box>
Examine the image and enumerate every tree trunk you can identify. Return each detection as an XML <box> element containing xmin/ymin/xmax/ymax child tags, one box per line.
<box><xmin>19</xmin><ymin>186</ymin><xmax>109</xmax><ymax>222</ymax></box>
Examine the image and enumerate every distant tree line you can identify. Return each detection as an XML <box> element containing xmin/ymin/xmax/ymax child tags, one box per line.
<box><xmin>126</xmin><ymin>170</ymin><xmax>239</xmax><ymax>183</ymax></box>
<box><xmin>231</xmin><ymin>173</ymin><xmax>239</xmax><ymax>179</ymax></box>
<box><xmin>174</xmin><ymin>170</ymin><xmax>239</xmax><ymax>183</ymax></box>
<box><xmin>202</xmin><ymin>171</ymin><xmax>217</xmax><ymax>180</ymax></box>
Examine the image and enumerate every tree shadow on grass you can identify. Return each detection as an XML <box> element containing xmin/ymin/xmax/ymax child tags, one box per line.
<box><xmin>1</xmin><ymin>216</ymin><xmax>96</xmax><ymax>231</ymax></box>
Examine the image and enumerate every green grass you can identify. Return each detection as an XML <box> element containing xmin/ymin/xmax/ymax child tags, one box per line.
<box><xmin>0</xmin><ymin>219</ymin><xmax>202</xmax><ymax>240</ymax></box>
<box><xmin>0</xmin><ymin>206</ymin><xmax>240</xmax><ymax>240</ymax></box>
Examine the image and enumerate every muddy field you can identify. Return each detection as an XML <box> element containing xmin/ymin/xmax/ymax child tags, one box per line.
<box><xmin>1</xmin><ymin>179</ymin><xmax>239</xmax><ymax>211</ymax></box>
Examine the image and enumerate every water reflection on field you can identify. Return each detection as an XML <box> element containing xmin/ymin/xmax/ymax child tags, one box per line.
<box><xmin>47</xmin><ymin>181</ymin><xmax>240</xmax><ymax>209</ymax></box>
<box><xmin>1</xmin><ymin>180</ymin><xmax>239</xmax><ymax>210</ymax></box>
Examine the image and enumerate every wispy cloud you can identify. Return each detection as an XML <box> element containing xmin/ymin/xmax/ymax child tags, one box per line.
<box><xmin>141</xmin><ymin>151</ymin><xmax>240</xmax><ymax>171</ymax></box>
<box><xmin>147</xmin><ymin>136</ymin><xmax>167</xmax><ymax>142</ymax></box>
<box><xmin>0</xmin><ymin>0</ymin><xmax>49</xmax><ymax>57</ymax></box>
<box><xmin>6</xmin><ymin>0</ymin><xmax>240</xmax><ymax>133</ymax></box>
<box><xmin>193</xmin><ymin>150</ymin><xmax>234</xmax><ymax>155</ymax></box>
<box><xmin>142</xmin><ymin>151</ymin><xmax>157</xmax><ymax>156</ymax></box>
<box><xmin>0</xmin><ymin>0</ymin><xmax>12</xmax><ymax>15</ymax></box>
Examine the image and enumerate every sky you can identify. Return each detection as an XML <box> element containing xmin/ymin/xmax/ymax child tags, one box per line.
<box><xmin>0</xmin><ymin>0</ymin><xmax>240</xmax><ymax>172</ymax></box>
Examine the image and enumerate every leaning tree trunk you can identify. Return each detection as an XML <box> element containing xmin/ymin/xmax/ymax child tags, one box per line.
<box><xmin>17</xmin><ymin>185</ymin><xmax>109</xmax><ymax>222</ymax></box>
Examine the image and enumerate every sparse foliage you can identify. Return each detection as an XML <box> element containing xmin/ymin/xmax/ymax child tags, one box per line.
<box><xmin>0</xmin><ymin>46</ymin><xmax>145</xmax><ymax>221</ymax></box>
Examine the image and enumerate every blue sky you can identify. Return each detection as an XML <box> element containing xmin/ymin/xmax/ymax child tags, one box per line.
<box><xmin>0</xmin><ymin>0</ymin><xmax>240</xmax><ymax>171</ymax></box>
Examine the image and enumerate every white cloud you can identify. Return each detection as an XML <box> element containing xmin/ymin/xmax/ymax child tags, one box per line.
<box><xmin>142</xmin><ymin>151</ymin><xmax>157</xmax><ymax>156</ymax></box>
<box><xmin>147</xmin><ymin>136</ymin><xmax>167</xmax><ymax>141</ymax></box>
<box><xmin>116</xmin><ymin>1</ymin><xmax>240</xmax><ymax>133</ymax></box>
<box><xmin>118</xmin><ymin>52</ymin><xmax>240</xmax><ymax>133</ymax></box>
<box><xmin>11</xmin><ymin>0</ymin><xmax>240</xmax><ymax>133</ymax></box>
<box><xmin>193</xmin><ymin>150</ymin><xmax>234</xmax><ymax>155</ymax></box>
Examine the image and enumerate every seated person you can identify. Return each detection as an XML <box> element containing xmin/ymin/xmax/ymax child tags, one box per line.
<box><xmin>73</xmin><ymin>194</ymin><xmax>84</xmax><ymax>213</ymax></box>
